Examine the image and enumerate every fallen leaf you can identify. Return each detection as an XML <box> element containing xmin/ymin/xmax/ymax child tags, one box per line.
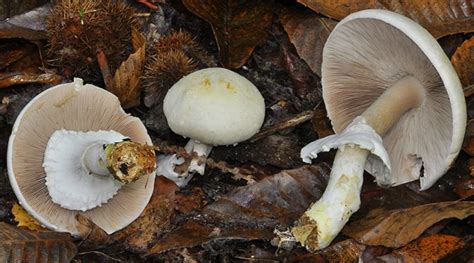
<box><xmin>0</xmin><ymin>4</ymin><xmax>49</xmax><ymax>40</ymax></box>
<box><xmin>148</xmin><ymin>165</ymin><xmax>330</xmax><ymax>255</ymax></box>
<box><xmin>343</xmin><ymin>201</ymin><xmax>474</xmax><ymax>248</ymax></box>
<box><xmin>378</xmin><ymin>234</ymin><xmax>465</xmax><ymax>262</ymax></box>
<box><xmin>11</xmin><ymin>202</ymin><xmax>44</xmax><ymax>231</ymax></box>
<box><xmin>147</xmin><ymin>220</ymin><xmax>271</xmax><ymax>255</ymax></box>
<box><xmin>112</xmin><ymin>176</ymin><xmax>179</xmax><ymax>253</ymax></box>
<box><xmin>279</xmin><ymin>6</ymin><xmax>336</xmax><ymax>77</ymax></box>
<box><xmin>312</xmin><ymin>102</ymin><xmax>334</xmax><ymax>138</ymax></box>
<box><xmin>75</xmin><ymin>214</ymin><xmax>111</xmax><ymax>250</ymax></box>
<box><xmin>211</xmin><ymin>135</ymin><xmax>303</xmax><ymax>169</ymax></box>
<box><xmin>452</xmin><ymin>36</ymin><xmax>474</xmax><ymax>96</ymax></box>
<box><xmin>297</xmin><ymin>0</ymin><xmax>474</xmax><ymax>38</ymax></box>
<box><xmin>182</xmin><ymin>0</ymin><xmax>274</xmax><ymax>68</ymax></box>
<box><xmin>0</xmin><ymin>72</ymin><xmax>62</xmax><ymax>88</ymax></box>
<box><xmin>108</xmin><ymin>28</ymin><xmax>146</xmax><ymax>108</ymax></box>
<box><xmin>0</xmin><ymin>222</ymin><xmax>76</xmax><ymax>262</ymax></box>
<box><xmin>463</xmin><ymin>119</ymin><xmax>474</xmax><ymax>156</ymax></box>
<box><xmin>202</xmin><ymin>164</ymin><xmax>330</xmax><ymax>228</ymax></box>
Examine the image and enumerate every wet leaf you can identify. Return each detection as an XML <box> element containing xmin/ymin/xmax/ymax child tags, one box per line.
<box><xmin>212</xmin><ymin>135</ymin><xmax>303</xmax><ymax>169</ymax></box>
<box><xmin>109</xmin><ymin>28</ymin><xmax>146</xmax><ymax>108</ymax></box>
<box><xmin>463</xmin><ymin>119</ymin><xmax>474</xmax><ymax>156</ymax></box>
<box><xmin>110</xmin><ymin>177</ymin><xmax>179</xmax><ymax>253</ymax></box>
<box><xmin>0</xmin><ymin>222</ymin><xmax>77</xmax><ymax>262</ymax></box>
<box><xmin>343</xmin><ymin>201</ymin><xmax>474</xmax><ymax>248</ymax></box>
<box><xmin>148</xmin><ymin>165</ymin><xmax>330</xmax><ymax>255</ymax></box>
<box><xmin>279</xmin><ymin>6</ymin><xmax>336</xmax><ymax>77</ymax></box>
<box><xmin>0</xmin><ymin>72</ymin><xmax>62</xmax><ymax>88</ymax></box>
<box><xmin>201</xmin><ymin>164</ymin><xmax>330</xmax><ymax>228</ymax></box>
<box><xmin>297</xmin><ymin>0</ymin><xmax>474</xmax><ymax>38</ymax></box>
<box><xmin>182</xmin><ymin>0</ymin><xmax>274</xmax><ymax>68</ymax></box>
<box><xmin>11</xmin><ymin>202</ymin><xmax>44</xmax><ymax>231</ymax></box>
<box><xmin>378</xmin><ymin>234</ymin><xmax>465</xmax><ymax>262</ymax></box>
<box><xmin>452</xmin><ymin>36</ymin><xmax>474</xmax><ymax>96</ymax></box>
<box><xmin>312</xmin><ymin>102</ymin><xmax>334</xmax><ymax>138</ymax></box>
<box><xmin>0</xmin><ymin>3</ymin><xmax>49</xmax><ymax>40</ymax></box>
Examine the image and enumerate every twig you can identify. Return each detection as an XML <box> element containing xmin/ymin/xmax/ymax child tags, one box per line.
<box><xmin>135</xmin><ymin>0</ymin><xmax>163</xmax><ymax>10</ymax></box>
<box><xmin>153</xmin><ymin>143</ymin><xmax>255</xmax><ymax>183</ymax></box>
<box><xmin>96</xmin><ymin>48</ymin><xmax>114</xmax><ymax>91</ymax></box>
<box><xmin>250</xmin><ymin>110</ymin><xmax>314</xmax><ymax>143</ymax></box>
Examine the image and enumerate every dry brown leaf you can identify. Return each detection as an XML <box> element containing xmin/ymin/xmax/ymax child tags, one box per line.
<box><xmin>0</xmin><ymin>72</ymin><xmax>62</xmax><ymax>88</ymax></box>
<box><xmin>182</xmin><ymin>0</ymin><xmax>273</xmax><ymax>68</ymax></box>
<box><xmin>343</xmin><ymin>201</ymin><xmax>474</xmax><ymax>248</ymax></box>
<box><xmin>297</xmin><ymin>0</ymin><xmax>474</xmax><ymax>38</ymax></box>
<box><xmin>109</xmin><ymin>28</ymin><xmax>146</xmax><ymax>108</ymax></box>
<box><xmin>0</xmin><ymin>222</ymin><xmax>77</xmax><ymax>262</ymax></box>
<box><xmin>452</xmin><ymin>36</ymin><xmax>474</xmax><ymax>96</ymax></box>
<box><xmin>463</xmin><ymin>119</ymin><xmax>474</xmax><ymax>156</ymax></box>
<box><xmin>11</xmin><ymin>202</ymin><xmax>44</xmax><ymax>231</ymax></box>
<box><xmin>0</xmin><ymin>4</ymin><xmax>49</xmax><ymax>40</ymax></box>
<box><xmin>379</xmin><ymin>234</ymin><xmax>465</xmax><ymax>262</ymax></box>
<box><xmin>112</xmin><ymin>176</ymin><xmax>179</xmax><ymax>253</ymax></box>
<box><xmin>147</xmin><ymin>165</ymin><xmax>330</xmax><ymax>255</ymax></box>
<box><xmin>279</xmin><ymin>6</ymin><xmax>336</xmax><ymax>76</ymax></box>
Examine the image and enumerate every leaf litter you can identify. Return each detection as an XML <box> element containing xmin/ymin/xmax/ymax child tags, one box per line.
<box><xmin>1</xmin><ymin>0</ymin><xmax>474</xmax><ymax>262</ymax></box>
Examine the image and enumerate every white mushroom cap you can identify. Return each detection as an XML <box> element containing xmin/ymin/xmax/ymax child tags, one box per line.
<box><xmin>321</xmin><ymin>10</ymin><xmax>466</xmax><ymax>190</ymax></box>
<box><xmin>7</xmin><ymin>78</ymin><xmax>155</xmax><ymax>235</ymax></box>
<box><xmin>163</xmin><ymin>68</ymin><xmax>265</xmax><ymax>146</ymax></box>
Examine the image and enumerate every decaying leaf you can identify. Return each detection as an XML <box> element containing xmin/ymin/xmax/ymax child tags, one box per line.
<box><xmin>279</xmin><ymin>6</ymin><xmax>336</xmax><ymax>76</ymax></box>
<box><xmin>112</xmin><ymin>177</ymin><xmax>179</xmax><ymax>253</ymax></box>
<box><xmin>312</xmin><ymin>102</ymin><xmax>334</xmax><ymax>138</ymax></box>
<box><xmin>212</xmin><ymin>134</ymin><xmax>303</xmax><ymax>169</ymax></box>
<box><xmin>343</xmin><ymin>201</ymin><xmax>474</xmax><ymax>248</ymax></box>
<box><xmin>107</xmin><ymin>28</ymin><xmax>146</xmax><ymax>108</ymax></box>
<box><xmin>0</xmin><ymin>72</ymin><xmax>62</xmax><ymax>88</ymax></box>
<box><xmin>463</xmin><ymin>119</ymin><xmax>474</xmax><ymax>156</ymax></box>
<box><xmin>378</xmin><ymin>234</ymin><xmax>465</xmax><ymax>262</ymax></box>
<box><xmin>0</xmin><ymin>222</ymin><xmax>76</xmax><ymax>262</ymax></box>
<box><xmin>452</xmin><ymin>36</ymin><xmax>474</xmax><ymax>96</ymax></box>
<box><xmin>11</xmin><ymin>202</ymin><xmax>44</xmax><ymax>231</ymax></box>
<box><xmin>297</xmin><ymin>0</ymin><xmax>474</xmax><ymax>38</ymax></box>
<box><xmin>147</xmin><ymin>165</ymin><xmax>330</xmax><ymax>255</ymax></box>
<box><xmin>0</xmin><ymin>4</ymin><xmax>49</xmax><ymax>40</ymax></box>
<box><xmin>182</xmin><ymin>0</ymin><xmax>274</xmax><ymax>68</ymax></box>
<box><xmin>202</xmin><ymin>165</ymin><xmax>330</xmax><ymax>227</ymax></box>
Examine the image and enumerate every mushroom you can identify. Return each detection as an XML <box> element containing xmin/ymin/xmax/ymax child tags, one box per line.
<box><xmin>157</xmin><ymin>68</ymin><xmax>265</xmax><ymax>186</ymax></box>
<box><xmin>7</xmin><ymin>78</ymin><xmax>156</xmax><ymax>235</ymax></box>
<box><xmin>290</xmin><ymin>10</ymin><xmax>466</xmax><ymax>251</ymax></box>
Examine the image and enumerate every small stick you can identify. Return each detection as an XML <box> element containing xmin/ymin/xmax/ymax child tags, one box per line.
<box><xmin>153</xmin><ymin>143</ymin><xmax>255</xmax><ymax>182</ymax></box>
<box><xmin>135</xmin><ymin>0</ymin><xmax>163</xmax><ymax>10</ymax></box>
<box><xmin>250</xmin><ymin>110</ymin><xmax>314</xmax><ymax>143</ymax></box>
<box><xmin>96</xmin><ymin>48</ymin><xmax>114</xmax><ymax>92</ymax></box>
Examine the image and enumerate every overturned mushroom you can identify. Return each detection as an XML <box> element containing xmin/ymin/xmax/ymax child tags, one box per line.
<box><xmin>291</xmin><ymin>10</ymin><xmax>466</xmax><ymax>251</ymax></box>
<box><xmin>158</xmin><ymin>68</ymin><xmax>265</xmax><ymax>186</ymax></box>
<box><xmin>8</xmin><ymin>78</ymin><xmax>156</xmax><ymax>235</ymax></box>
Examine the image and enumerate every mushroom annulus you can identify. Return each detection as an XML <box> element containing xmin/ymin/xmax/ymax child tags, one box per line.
<box><xmin>157</xmin><ymin>68</ymin><xmax>265</xmax><ymax>187</ymax></box>
<box><xmin>290</xmin><ymin>10</ymin><xmax>466</xmax><ymax>251</ymax></box>
<box><xmin>7</xmin><ymin>78</ymin><xmax>156</xmax><ymax>235</ymax></box>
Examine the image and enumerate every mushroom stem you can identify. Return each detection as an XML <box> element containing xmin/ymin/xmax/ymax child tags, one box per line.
<box><xmin>82</xmin><ymin>140</ymin><xmax>156</xmax><ymax>184</ymax></box>
<box><xmin>82</xmin><ymin>141</ymin><xmax>111</xmax><ymax>176</ymax></box>
<box><xmin>361</xmin><ymin>76</ymin><xmax>425</xmax><ymax>134</ymax></box>
<box><xmin>156</xmin><ymin>139</ymin><xmax>212</xmax><ymax>187</ymax></box>
<box><xmin>185</xmin><ymin>139</ymin><xmax>213</xmax><ymax>175</ymax></box>
<box><xmin>292</xmin><ymin>76</ymin><xmax>425</xmax><ymax>251</ymax></box>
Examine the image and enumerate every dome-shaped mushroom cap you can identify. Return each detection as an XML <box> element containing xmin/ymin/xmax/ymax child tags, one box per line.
<box><xmin>163</xmin><ymin>68</ymin><xmax>265</xmax><ymax>146</ymax></box>
<box><xmin>322</xmin><ymin>10</ymin><xmax>466</xmax><ymax>190</ymax></box>
<box><xmin>7</xmin><ymin>79</ymin><xmax>155</xmax><ymax>235</ymax></box>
